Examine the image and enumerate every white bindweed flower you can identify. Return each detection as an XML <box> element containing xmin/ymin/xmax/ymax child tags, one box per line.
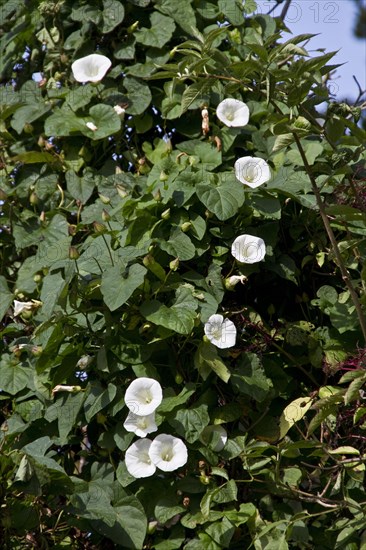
<box><xmin>149</xmin><ymin>434</ymin><xmax>188</xmax><ymax>472</ymax></box>
<box><xmin>231</xmin><ymin>234</ymin><xmax>266</xmax><ymax>264</ymax></box>
<box><xmin>13</xmin><ymin>300</ymin><xmax>35</xmax><ymax>316</ymax></box>
<box><xmin>200</xmin><ymin>425</ymin><xmax>228</xmax><ymax>452</ymax></box>
<box><xmin>123</xmin><ymin>411</ymin><xmax>158</xmax><ymax>438</ymax></box>
<box><xmin>204</xmin><ymin>314</ymin><xmax>237</xmax><ymax>349</ymax></box>
<box><xmin>71</xmin><ymin>53</ymin><xmax>112</xmax><ymax>83</ymax></box>
<box><xmin>86</xmin><ymin>121</ymin><xmax>98</xmax><ymax>132</ymax></box>
<box><xmin>125</xmin><ymin>377</ymin><xmax>163</xmax><ymax>416</ymax></box>
<box><xmin>125</xmin><ymin>439</ymin><xmax>156</xmax><ymax>478</ymax></box>
<box><xmin>224</xmin><ymin>274</ymin><xmax>248</xmax><ymax>290</ymax></box>
<box><xmin>216</xmin><ymin>98</ymin><xmax>250</xmax><ymax>127</ymax></box>
<box><xmin>113</xmin><ymin>105</ymin><xmax>125</xmax><ymax>117</ymax></box>
<box><xmin>234</xmin><ymin>157</ymin><xmax>271</xmax><ymax>188</ymax></box>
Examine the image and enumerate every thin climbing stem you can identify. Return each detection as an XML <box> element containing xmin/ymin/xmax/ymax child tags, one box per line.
<box><xmin>293</xmin><ymin>132</ymin><xmax>366</xmax><ymax>342</ymax></box>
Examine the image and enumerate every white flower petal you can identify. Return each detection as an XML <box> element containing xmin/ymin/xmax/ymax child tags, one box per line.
<box><xmin>125</xmin><ymin>439</ymin><xmax>156</xmax><ymax>478</ymax></box>
<box><xmin>123</xmin><ymin>411</ymin><xmax>158</xmax><ymax>438</ymax></box>
<box><xmin>71</xmin><ymin>53</ymin><xmax>112</xmax><ymax>83</ymax></box>
<box><xmin>13</xmin><ymin>300</ymin><xmax>34</xmax><ymax>316</ymax></box>
<box><xmin>200</xmin><ymin>425</ymin><xmax>228</xmax><ymax>452</ymax></box>
<box><xmin>204</xmin><ymin>314</ymin><xmax>237</xmax><ymax>349</ymax></box>
<box><xmin>125</xmin><ymin>377</ymin><xmax>163</xmax><ymax>416</ymax></box>
<box><xmin>231</xmin><ymin>234</ymin><xmax>266</xmax><ymax>264</ymax></box>
<box><xmin>113</xmin><ymin>105</ymin><xmax>125</xmax><ymax>117</ymax></box>
<box><xmin>149</xmin><ymin>434</ymin><xmax>188</xmax><ymax>472</ymax></box>
<box><xmin>234</xmin><ymin>157</ymin><xmax>271</xmax><ymax>188</ymax></box>
<box><xmin>216</xmin><ymin>98</ymin><xmax>250</xmax><ymax>127</ymax></box>
<box><xmin>225</xmin><ymin>275</ymin><xmax>247</xmax><ymax>290</ymax></box>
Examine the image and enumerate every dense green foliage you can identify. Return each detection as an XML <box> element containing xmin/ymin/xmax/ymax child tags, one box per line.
<box><xmin>1</xmin><ymin>0</ymin><xmax>366</xmax><ymax>548</ymax></box>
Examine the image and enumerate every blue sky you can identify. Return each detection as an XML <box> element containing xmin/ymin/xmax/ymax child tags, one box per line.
<box><xmin>256</xmin><ymin>0</ymin><xmax>366</xmax><ymax>102</ymax></box>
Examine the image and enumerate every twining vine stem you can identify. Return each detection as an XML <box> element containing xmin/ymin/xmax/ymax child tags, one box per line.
<box><xmin>293</xmin><ymin>132</ymin><xmax>366</xmax><ymax>342</ymax></box>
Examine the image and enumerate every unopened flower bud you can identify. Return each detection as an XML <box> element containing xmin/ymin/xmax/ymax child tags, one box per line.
<box><xmin>69</xmin><ymin>246</ymin><xmax>80</xmax><ymax>259</ymax></box>
<box><xmin>99</xmin><ymin>194</ymin><xmax>110</xmax><ymax>204</ymax></box>
<box><xmin>169</xmin><ymin>258</ymin><xmax>179</xmax><ymax>271</ymax></box>
<box><xmin>86</xmin><ymin>121</ymin><xmax>97</xmax><ymax>132</ymax></box>
<box><xmin>29</xmin><ymin>192</ymin><xmax>39</xmax><ymax>205</ymax></box>
<box><xmin>113</xmin><ymin>105</ymin><xmax>125</xmax><ymax>118</ymax></box>
<box><xmin>127</xmin><ymin>21</ymin><xmax>139</xmax><ymax>33</ymax></box>
<box><xmin>52</xmin><ymin>384</ymin><xmax>82</xmax><ymax>395</ymax></box>
<box><xmin>116</xmin><ymin>184</ymin><xmax>128</xmax><ymax>198</ymax></box>
<box><xmin>102</xmin><ymin>209</ymin><xmax>110</xmax><ymax>222</ymax></box>
<box><xmin>224</xmin><ymin>275</ymin><xmax>247</xmax><ymax>290</ymax></box>
<box><xmin>31</xmin><ymin>345</ymin><xmax>42</xmax><ymax>356</ymax></box>
<box><xmin>160</xmin><ymin>170</ymin><xmax>169</xmax><ymax>182</ymax></box>
<box><xmin>180</xmin><ymin>222</ymin><xmax>191</xmax><ymax>232</ymax></box>
<box><xmin>93</xmin><ymin>221</ymin><xmax>106</xmax><ymax>233</ymax></box>
<box><xmin>153</xmin><ymin>189</ymin><xmax>162</xmax><ymax>202</ymax></box>
<box><xmin>161</xmin><ymin>208</ymin><xmax>170</xmax><ymax>220</ymax></box>
<box><xmin>199</xmin><ymin>475</ymin><xmax>211</xmax><ymax>485</ymax></box>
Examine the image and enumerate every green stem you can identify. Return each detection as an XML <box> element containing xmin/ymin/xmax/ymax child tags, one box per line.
<box><xmin>293</xmin><ymin>133</ymin><xmax>366</xmax><ymax>343</ymax></box>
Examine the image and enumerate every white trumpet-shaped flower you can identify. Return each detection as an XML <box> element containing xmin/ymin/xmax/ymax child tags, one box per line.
<box><xmin>125</xmin><ymin>439</ymin><xmax>156</xmax><ymax>478</ymax></box>
<box><xmin>148</xmin><ymin>434</ymin><xmax>188</xmax><ymax>472</ymax></box>
<box><xmin>200</xmin><ymin>425</ymin><xmax>228</xmax><ymax>452</ymax></box>
<box><xmin>125</xmin><ymin>377</ymin><xmax>163</xmax><ymax>416</ymax></box>
<box><xmin>204</xmin><ymin>314</ymin><xmax>237</xmax><ymax>349</ymax></box>
<box><xmin>216</xmin><ymin>98</ymin><xmax>250</xmax><ymax>127</ymax></box>
<box><xmin>71</xmin><ymin>53</ymin><xmax>112</xmax><ymax>83</ymax></box>
<box><xmin>123</xmin><ymin>411</ymin><xmax>158</xmax><ymax>438</ymax></box>
<box><xmin>231</xmin><ymin>234</ymin><xmax>266</xmax><ymax>264</ymax></box>
<box><xmin>234</xmin><ymin>157</ymin><xmax>271</xmax><ymax>188</ymax></box>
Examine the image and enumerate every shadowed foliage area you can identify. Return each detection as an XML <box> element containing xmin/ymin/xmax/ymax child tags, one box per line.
<box><xmin>1</xmin><ymin>0</ymin><xmax>366</xmax><ymax>548</ymax></box>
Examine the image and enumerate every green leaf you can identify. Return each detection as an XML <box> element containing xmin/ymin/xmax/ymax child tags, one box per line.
<box><xmin>58</xmin><ymin>392</ymin><xmax>86</xmax><ymax>444</ymax></box>
<box><xmin>344</xmin><ymin>374</ymin><xmax>366</xmax><ymax>405</ymax></box>
<box><xmin>11</xmin><ymin>103</ymin><xmax>51</xmax><ymax>133</ymax></box>
<box><xmin>181</xmin><ymin>81</ymin><xmax>213</xmax><ymax>114</ymax></box>
<box><xmin>205</xmin><ymin>517</ymin><xmax>235</xmax><ymax>548</ymax></box>
<box><xmin>95</xmin><ymin>498</ymin><xmax>147</xmax><ymax>549</ymax></box>
<box><xmin>140</xmin><ymin>286</ymin><xmax>197</xmax><ymax>335</ymax></box>
<box><xmin>11</xmin><ymin>151</ymin><xmax>55</xmax><ymax>164</ymax></box>
<box><xmin>0</xmin><ymin>276</ymin><xmax>13</xmax><ymax>322</ymax></box>
<box><xmin>170</xmin><ymin>403</ymin><xmax>210</xmax><ymax>443</ymax></box>
<box><xmin>44</xmin><ymin>108</ymin><xmax>86</xmax><ymax>137</ymax></box>
<box><xmin>160</xmin><ymin>228</ymin><xmax>196</xmax><ymax>260</ymax></box>
<box><xmin>136</xmin><ymin>12</ymin><xmax>176</xmax><ymax>48</ymax></box>
<box><xmin>218</xmin><ymin>0</ymin><xmax>245</xmax><ymax>25</ymax></box>
<box><xmin>196</xmin><ymin>175</ymin><xmax>244</xmax><ymax>221</ymax></box>
<box><xmin>231</xmin><ymin>354</ymin><xmax>273</xmax><ymax>402</ymax></box>
<box><xmin>66</xmin><ymin>170</ymin><xmax>95</xmax><ymax>204</ymax></box>
<box><xmin>157</xmin><ymin>0</ymin><xmax>196</xmax><ymax>34</ymax></box>
<box><xmin>124</xmin><ymin>76</ymin><xmax>153</xmax><ymax>115</ymax></box>
<box><xmin>84</xmin><ymin>383</ymin><xmax>117</xmax><ymax>423</ymax></box>
<box><xmin>279</xmin><ymin>397</ymin><xmax>313</xmax><ymax>439</ymax></box>
<box><xmin>38</xmin><ymin>271</ymin><xmax>67</xmax><ymax>320</ymax></box>
<box><xmin>102</xmin><ymin>0</ymin><xmax>124</xmax><ymax>33</ymax></box>
<box><xmin>195</xmin><ymin>342</ymin><xmax>231</xmax><ymax>382</ymax></box>
<box><xmin>0</xmin><ymin>356</ymin><xmax>30</xmax><ymax>395</ymax></box>
<box><xmin>101</xmin><ymin>263</ymin><xmax>147</xmax><ymax>311</ymax></box>
<box><xmin>159</xmin><ymin>384</ymin><xmax>196</xmax><ymax>413</ymax></box>
<box><xmin>177</xmin><ymin>140</ymin><xmax>222</xmax><ymax>170</ymax></box>
<box><xmin>86</xmin><ymin>104</ymin><xmax>122</xmax><ymax>140</ymax></box>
